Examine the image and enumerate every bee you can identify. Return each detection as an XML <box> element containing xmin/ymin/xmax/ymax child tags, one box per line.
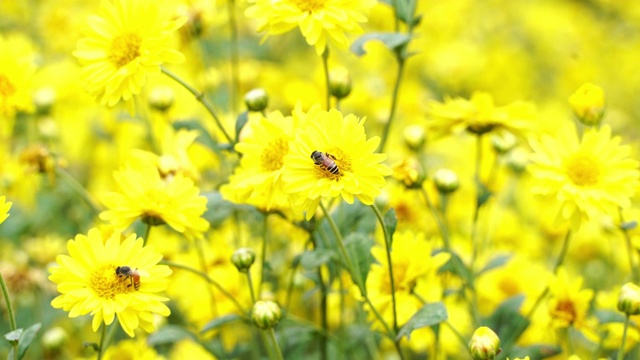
<box><xmin>311</xmin><ymin>150</ymin><xmax>339</xmax><ymax>175</ymax></box>
<box><xmin>115</xmin><ymin>266</ymin><xmax>141</xmax><ymax>291</ymax></box>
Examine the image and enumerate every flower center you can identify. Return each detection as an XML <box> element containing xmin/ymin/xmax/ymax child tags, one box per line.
<box><xmin>290</xmin><ymin>0</ymin><xmax>327</xmax><ymax>12</ymax></box>
<box><xmin>90</xmin><ymin>264</ymin><xmax>133</xmax><ymax>299</ymax></box>
<box><xmin>565</xmin><ymin>153</ymin><xmax>600</xmax><ymax>187</ymax></box>
<box><xmin>0</xmin><ymin>74</ymin><xmax>16</xmax><ymax>98</ymax></box>
<box><xmin>109</xmin><ymin>33</ymin><xmax>142</xmax><ymax>68</ymax></box>
<box><xmin>261</xmin><ymin>138</ymin><xmax>289</xmax><ymax>172</ymax></box>
<box><xmin>313</xmin><ymin>148</ymin><xmax>351</xmax><ymax>180</ymax></box>
<box><xmin>554</xmin><ymin>299</ymin><xmax>577</xmax><ymax>324</ymax></box>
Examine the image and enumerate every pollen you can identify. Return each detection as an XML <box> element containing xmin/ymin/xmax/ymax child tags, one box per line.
<box><xmin>90</xmin><ymin>264</ymin><xmax>130</xmax><ymax>299</ymax></box>
<box><xmin>109</xmin><ymin>33</ymin><xmax>142</xmax><ymax>68</ymax></box>
<box><xmin>565</xmin><ymin>153</ymin><xmax>600</xmax><ymax>187</ymax></box>
<box><xmin>554</xmin><ymin>299</ymin><xmax>577</xmax><ymax>324</ymax></box>
<box><xmin>261</xmin><ymin>138</ymin><xmax>289</xmax><ymax>171</ymax></box>
<box><xmin>290</xmin><ymin>0</ymin><xmax>327</xmax><ymax>12</ymax></box>
<box><xmin>0</xmin><ymin>74</ymin><xmax>16</xmax><ymax>97</ymax></box>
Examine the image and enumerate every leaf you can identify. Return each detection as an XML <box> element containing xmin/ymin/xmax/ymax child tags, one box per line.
<box><xmin>378</xmin><ymin>0</ymin><xmax>420</xmax><ymax>26</ymax></box>
<box><xmin>299</xmin><ymin>248</ymin><xmax>337</xmax><ymax>270</ymax></box>
<box><xmin>4</xmin><ymin>329</ymin><xmax>22</xmax><ymax>342</ymax></box>
<box><xmin>383</xmin><ymin>208</ymin><xmax>397</xmax><ymax>246</ymax></box>
<box><xmin>621</xmin><ymin>220</ymin><xmax>638</xmax><ymax>230</ymax></box>
<box><xmin>594</xmin><ymin>309</ymin><xmax>627</xmax><ymax>324</ymax></box>
<box><xmin>439</xmin><ymin>251</ymin><xmax>472</xmax><ymax>285</ymax></box>
<box><xmin>344</xmin><ymin>233</ymin><xmax>375</xmax><ymax>292</ymax></box>
<box><xmin>147</xmin><ymin>325</ymin><xmax>196</xmax><ymax>346</ymax></box>
<box><xmin>482</xmin><ymin>295</ymin><xmax>529</xmax><ymax>342</ymax></box>
<box><xmin>350</xmin><ymin>32</ymin><xmax>412</xmax><ymax>57</ymax></box>
<box><xmin>201</xmin><ymin>314</ymin><xmax>243</xmax><ymax>334</ymax></box>
<box><xmin>82</xmin><ymin>342</ymin><xmax>100</xmax><ymax>352</ymax></box>
<box><xmin>235</xmin><ymin>111</ymin><xmax>249</xmax><ymax>143</ymax></box>
<box><xmin>172</xmin><ymin>119</ymin><xmax>220</xmax><ymax>152</ymax></box>
<box><xmin>476</xmin><ymin>254</ymin><xmax>511</xmax><ymax>277</ymax></box>
<box><xmin>396</xmin><ymin>302</ymin><xmax>448</xmax><ymax>341</ymax></box>
<box><xmin>509</xmin><ymin>344</ymin><xmax>562</xmax><ymax>359</ymax></box>
<box><xmin>17</xmin><ymin>323</ymin><xmax>41</xmax><ymax>360</ymax></box>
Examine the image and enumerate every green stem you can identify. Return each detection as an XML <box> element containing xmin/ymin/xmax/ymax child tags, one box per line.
<box><xmin>370</xmin><ymin>204</ymin><xmax>399</xmax><ymax>333</ymax></box>
<box><xmin>142</xmin><ymin>222</ymin><xmax>152</xmax><ymax>247</ymax></box>
<box><xmin>260</xmin><ymin>214</ymin><xmax>269</xmax><ymax>292</ymax></box>
<box><xmin>565</xmin><ymin>326</ymin><xmax>574</xmax><ymax>355</ymax></box>
<box><xmin>160</xmin><ymin>260</ymin><xmax>246</xmax><ymax>313</ymax></box>
<box><xmin>195</xmin><ymin>238</ymin><xmax>219</xmax><ymax>316</ymax></box>
<box><xmin>618</xmin><ymin>314</ymin><xmax>630</xmax><ymax>360</ymax></box>
<box><xmin>96</xmin><ymin>322</ymin><xmax>109</xmax><ymax>360</ymax></box>
<box><xmin>55</xmin><ymin>166</ymin><xmax>101</xmax><ymax>213</ymax></box>
<box><xmin>246</xmin><ymin>271</ymin><xmax>257</xmax><ymax>303</ymax></box>
<box><xmin>227</xmin><ymin>0</ymin><xmax>240</xmax><ymax>113</ymax></box>
<box><xmin>321</xmin><ymin>48</ymin><xmax>331</xmax><ymax>110</ymax></box>
<box><xmin>0</xmin><ymin>272</ymin><xmax>18</xmax><ymax>360</ymax></box>
<box><xmin>619</xmin><ymin>208</ymin><xmax>639</xmax><ymax>283</ymax></box>
<box><xmin>317</xmin><ymin>257</ymin><xmax>328</xmax><ymax>360</ymax></box>
<box><xmin>379</xmin><ymin>54</ymin><xmax>406</xmax><ymax>152</ymax></box>
<box><xmin>160</xmin><ymin>67</ymin><xmax>234</xmax><ymax>144</ymax></box>
<box><xmin>420</xmin><ymin>186</ymin><xmax>452</xmax><ymax>250</ymax></box>
<box><xmin>470</xmin><ymin>134</ymin><xmax>484</xmax><ymax>271</ymax></box>
<box><xmin>268</xmin><ymin>328</ymin><xmax>285</xmax><ymax>360</ymax></box>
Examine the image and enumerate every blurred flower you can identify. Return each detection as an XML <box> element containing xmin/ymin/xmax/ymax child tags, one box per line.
<box><xmin>245</xmin><ymin>0</ymin><xmax>376</xmax><ymax>55</ymax></box>
<box><xmin>427</xmin><ymin>91</ymin><xmax>536</xmax><ymax>138</ymax></box>
<box><xmin>130</xmin><ymin>129</ymin><xmax>201</xmax><ymax>182</ymax></box>
<box><xmin>73</xmin><ymin>0</ymin><xmax>186</xmax><ymax>106</ymax></box>
<box><xmin>103</xmin><ymin>338</ymin><xmax>163</xmax><ymax>360</ymax></box>
<box><xmin>0</xmin><ymin>195</ymin><xmax>12</xmax><ymax>224</ymax></box>
<box><xmin>618</xmin><ymin>282</ymin><xmax>640</xmax><ymax>315</ymax></box>
<box><xmin>528</xmin><ymin>123</ymin><xmax>640</xmax><ymax>229</ymax></box>
<box><xmin>392</xmin><ymin>158</ymin><xmax>423</xmax><ymax>189</ymax></box>
<box><xmin>100</xmin><ymin>164</ymin><xmax>209</xmax><ymax>240</ymax></box>
<box><xmin>282</xmin><ymin>105</ymin><xmax>391</xmax><ymax>220</ymax></box>
<box><xmin>0</xmin><ymin>34</ymin><xmax>36</xmax><ymax>118</ymax></box>
<box><xmin>468</xmin><ymin>326</ymin><xmax>501</xmax><ymax>360</ymax></box>
<box><xmin>547</xmin><ymin>267</ymin><xmax>594</xmax><ymax>332</ymax></box>
<box><xmin>568</xmin><ymin>83</ymin><xmax>605</xmax><ymax>126</ymax></box>
<box><xmin>49</xmin><ymin>228</ymin><xmax>172</xmax><ymax>337</ymax></box>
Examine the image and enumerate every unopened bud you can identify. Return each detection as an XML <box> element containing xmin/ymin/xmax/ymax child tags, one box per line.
<box><xmin>231</xmin><ymin>248</ymin><xmax>256</xmax><ymax>273</ymax></box>
<box><xmin>434</xmin><ymin>169</ymin><xmax>459</xmax><ymax>194</ymax></box>
<box><xmin>505</xmin><ymin>148</ymin><xmax>529</xmax><ymax>174</ymax></box>
<box><xmin>42</xmin><ymin>326</ymin><xmax>67</xmax><ymax>350</ymax></box>
<box><xmin>469</xmin><ymin>326</ymin><xmax>501</xmax><ymax>360</ymax></box>
<box><xmin>402</xmin><ymin>125</ymin><xmax>426</xmax><ymax>151</ymax></box>
<box><xmin>251</xmin><ymin>300</ymin><xmax>282</xmax><ymax>329</ymax></box>
<box><xmin>618</xmin><ymin>282</ymin><xmax>640</xmax><ymax>316</ymax></box>
<box><xmin>33</xmin><ymin>87</ymin><xmax>56</xmax><ymax>115</ymax></box>
<box><xmin>568</xmin><ymin>83</ymin><xmax>605</xmax><ymax>127</ymax></box>
<box><xmin>244</xmin><ymin>88</ymin><xmax>268</xmax><ymax>112</ymax></box>
<box><xmin>392</xmin><ymin>159</ymin><xmax>424</xmax><ymax>189</ymax></box>
<box><xmin>491</xmin><ymin>131</ymin><xmax>517</xmax><ymax>154</ymax></box>
<box><xmin>329</xmin><ymin>67</ymin><xmax>352</xmax><ymax>99</ymax></box>
<box><xmin>149</xmin><ymin>86</ymin><xmax>175</xmax><ymax>112</ymax></box>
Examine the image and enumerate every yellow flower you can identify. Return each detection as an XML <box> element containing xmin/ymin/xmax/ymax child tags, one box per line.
<box><xmin>528</xmin><ymin>123</ymin><xmax>640</xmax><ymax>228</ymax></box>
<box><xmin>73</xmin><ymin>0</ymin><xmax>186</xmax><ymax>106</ymax></box>
<box><xmin>0</xmin><ymin>34</ymin><xmax>36</xmax><ymax>118</ymax></box>
<box><xmin>245</xmin><ymin>0</ymin><xmax>376</xmax><ymax>55</ymax></box>
<box><xmin>568</xmin><ymin>83</ymin><xmax>605</xmax><ymax>126</ymax></box>
<box><xmin>427</xmin><ymin>91</ymin><xmax>536</xmax><ymax>137</ymax></box>
<box><xmin>0</xmin><ymin>195</ymin><xmax>12</xmax><ymax>224</ymax></box>
<box><xmin>130</xmin><ymin>129</ymin><xmax>201</xmax><ymax>182</ymax></box>
<box><xmin>281</xmin><ymin>105</ymin><xmax>391</xmax><ymax>220</ymax></box>
<box><xmin>100</xmin><ymin>164</ymin><xmax>210</xmax><ymax>240</ymax></box>
<box><xmin>547</xmin><ymin>267</ymin><xmax>594</xmax><ymax>331</ymax></box>
<box><xmin>49</xmin><ymin>228</ymin><xmax>172</xmax><ymax>337</ymax></box>
<box><xmin>103</xmin><ymin>339</ymin><xmax>163</xmax><ymax>360</ymax></box>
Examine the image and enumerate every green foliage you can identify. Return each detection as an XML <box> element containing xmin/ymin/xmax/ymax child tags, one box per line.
<box><xmin>396</xmin><ymin>302</ymin><xmax>448</xmax><ymax>341</ymax></box>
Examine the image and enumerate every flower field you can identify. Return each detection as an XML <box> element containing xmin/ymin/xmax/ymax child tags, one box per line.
<box><xmin>2</xmin><ymin>0</ymin><xmax>640</xmax><ymax>359</ymax></box>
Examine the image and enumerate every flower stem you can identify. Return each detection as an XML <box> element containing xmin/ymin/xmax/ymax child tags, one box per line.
<box><xmin>246</xmin><ymin>271</ymin><xmax>257</xmax><ymax>303</ymax></box>
<box><xmin>0</xmin><ymin>272</ymin><xmax>18</xmax><ymax>359</ymax></box>
<box><xmin>619</xmin><ymin>208</ymin><xmax>639</xmax><ymax>283</ymax></box>
<box><xmin>379</xmin><ymin>54</ymin><xmax>406</xmax><ymax>153</ymax></box>
<box><xmin>227</xmin><ymin>0</ymin><xmax>240</xmax><ymax>113</ymax></box>
<box><xmin>420</xmin><ymin>186</ymin><xmax>452</xmax><ymax>250</ymax></box>
<box><xmin>268</xmin><ymin>328</ymin><xmax>285</xmax><ymax>360</ymax></box>
<box><xmin>260</xmin><ymin>214</ymin><xmax>269</xmax><ymax>292</ymax></box>
<box><xmin>160</xmin><ymin>67</ymin><xmax>234</xmax><ymax>145</ymax></box>
<box><xmin>618</xmin><ymin>314</ymin><xmax>630</xmax><ymax>360</ymax></box>
<box><xmin>470</xmin><ymin>134</ymin><xmax>484</xmax><ymax>272</ymax></box>
<box><xmin>370</xmin><ymin>204</ymin><xmax>399</xmax><ymax>333</ymax></box>
<box><xmin>55</xmin><ymin>166</ymin><xmax>101</xmax><ymax>214</ymax></box>
<box><xmin>97</xmin><ymin>322</ymin><xmax>109</xmax><ymax>360</ymax></box>
<box><xmin>321</xmin><ymin>48</ymin><xmax>331</xmax><ymax>110</ymax></box>
<box><xmin>313</xmin><ymin>236</ymin><xmax>329</xmax><ymax>360</ymax></box>
<box><xmin>143</xmin><ymin>222</ymin><xmax>152</xmax><ymax>247</ymax></box>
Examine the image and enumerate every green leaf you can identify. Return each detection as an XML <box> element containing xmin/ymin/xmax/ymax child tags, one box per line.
<box><xmin>383</xmin><ymin>208</ymin><xmax>397</xmax><ymax>246</ymax></box>
<box><xmin>299</xmin><ymin>248</ymin><xmax>337</xmax><ymax>270</ymax></box>
<box><xmin>379</xmin><ymin>0</ymin><xmax>420</xmax><ymax>26</ymax></box>
<box><xmin>594</xmin><ymin>309</ymin><xmax>627</xmax><ymax>324</ymax></box>
<box><xmin>201</xmin><ymin>314</ymin><xmax>243</xmax><ymax>334</ymax></box>
<box><xmin>82</xmin><ymin>342</ymin><xmax>100</xmax><ymax>352</ymax></box>
<box><xmin>235</xmin><ymin>111</ymin><xmax>249</xmax><ymax>143</ymax></box>
<box><xmin>17</xmin><ymin>323</ymin><xmax>41</xmax><ymax>360</ymax></box>
<box><xmin>482</xmin><ymin>295</ymin><xmax>529</xmax><ymax>342</ymax></box>
<box><xmin>476</xmin><ymin>254</ymin><xmax>511</xmax><ymax>277</ymax></box>
<box><xmin>621</xmin><ymin>220</ymin><xmax>638</xmax><ymax>230</ymax></box>
<box><xmin>147</xmin><ymin>325</ymin><xmax>196</xmax><ymax>346</ymax></box>
<box><xmin>439</xmin><ymin>251</ymin><xmax>472</xmax><ymax>285</ymax></box>
<box><xmin>4</xmin><ymin>329</ymin><xmax>22</xmax><ymax>343</ymax></box>
<box><xmin>350</xmin><ymin>32</ymin><xmax>412</xmax><ymax>57</ymax></box>
<box><xmin>344</xmin><ymin>233</ymin><xmax>375</xmax><ymax>292</ymax></box>
<box><xmin>172</xmin><ymin>119</ymin><xmax>220</xmax><ymax>152</ymax></box>
<box><xmin>396</xmin><ymin>302</ymin><xmax>448</xmax><ymax>341</ymax></box>
<box><xmin>509</xmin><ymin>344</ymin><xmax>562</xmax><ymax>359</ymax></box>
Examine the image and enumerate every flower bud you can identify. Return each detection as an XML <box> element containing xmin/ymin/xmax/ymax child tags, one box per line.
<box><xmin>618</xmin><ymin>282</ymin><xmax>640</xmax><ymax>315</ymax></box>
<box><xmin>402</xmin><ymin>125</ymin><xmax>426</xmax><ymax>151</ymax></box>
<box><xmin>329</xmin><ymin>67</ymin><xmax>352</xmax><ymax>99</ymax></box>
<box><xmin>149</xmin><ymin>86</ymin><xmax>175</xmax><ymax>112</ymax></box>
<box><xmin>33</xmin><ymin>87</ymin><xmax>56</xmax><ymax>115</ymax></box>
<box><xmin>568</xmin><ymin>83</ymin><xmax>605</xmax><ymax>126</ymax></box>
<box><xmin>468</xmin><ymin>326</ymin><xmax>501</xmax><ymax>360</ymax></box>
<box><xmin>392</xmin><ymin>159</ymin><xmax>424</xmax><ymax>189</ymax></box>
<box><xmin>244</xmin><ymin>88</ymin><xmax>268</xmax><ymax>112</ymax></box>
<box><xmin>251</xmin><ymin>300</ymin><xmax>282</xmax><ymax>329</ymax></box>
<box><xmin>434</xmin><ymin>169</ymin><xmax>459</xmax><ymax>194</ymax></box>
<box><xmin>505</xmin><ymin>148</ymin><xmax>529</xmax><ymax>174</ymax></box>
<box><xmin>491</xmin><ymin>131</ymin><xmax>517</xmax><ymax>154</ymax></box>
<box><xmin>42</xmin><ymin>326</ymin><xmax>68</xmax><ymax>350</ymax></box>
<box><xmin>231</xmin><ymin>248</ymin><xmax>256</xmax><ymax>273</ymax></box>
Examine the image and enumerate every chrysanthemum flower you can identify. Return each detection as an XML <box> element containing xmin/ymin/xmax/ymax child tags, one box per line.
<box><xmin>547</xmin><ymin>267</ymin><xmax>594</xmax><ymax>332</ymax></box>
<box><xmin>245</xmin><ymin>0</ymin><xmax>376</xmax><ymax>55</ymax></box>
<box><xmin>528</xmin><ymin>123</ymin><xmax>640</xmax><ymax>228</ymax></box>
<box><xmin>49</xmin><ymin>228</ymin><xmax>172</xmax><ymax>337</ymax></box>
<box><xmin>221</xmin><ymin>108</ymin><xmax>304</xmax><ymax>214</ymax></box>
<box><xmin>73</xmin><ymin>0</ymin><xmax>186</xmax><ymax>106</ymax></box>
<box><xmin>427</xmin><ymin>91</ymin><xmax>536</xmax><ymax>138</ymax></box>
<box><xmin>100</xmin><ymin>164</ymin><xmax>210</xmax><ymax>239</ymax></box>
<box><xmin>281</xmin><ymin>105</ymin><xmax>391</xmax><ymax>220</ymax></box>
<box><xmin>0</xmin><ymin>195</ymin><xmax>12</xmax><ymax>224</ymax></box>
<box><xmin>0</xmin><ymin>34</ymin><xmax>36</xmax><ymax>118</ymax></box>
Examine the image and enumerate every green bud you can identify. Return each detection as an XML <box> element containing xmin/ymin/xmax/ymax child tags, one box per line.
<box><xmin>251</xmin><ymin>300</ymin><xmax>282</xmax><ymax>329</ymax></box>
<box><xmin>402</xmin><ymin>125</ymin><xmax>426</xmax><ymax>151</ymax></box>
<box><xmin>469</xmin><ymin>326</ymin><xmax>501</xmax><ymax>360</ymax></box>
<box><xmin>244</xmin><ymin>88</ymin><xmax>269</xmax><ymax>112</ymax></box>
<box><xmin>434</xmin><ymin>169</ymin><xmax>459</xmax><ymax>194</ymax></box>
<box><xmin>568</xmin><ymin>83</ymin><xmax>605</xmax><ymax>127</ymax></box>
<box><xmin>149</xmin><ymin>86</ymin><xmax>175</xmax><ymax>112</ymax></box>
<box><xmin>33</xmin><ymin>87</ymin><xmax>56</xmax><ymax>115</ymax></box>
<box><xmin>42</xmin><ymin>326</ymin><xmax>67</xmax><ymax>350</ymax></box>
<box><xmin>618</xmin><ymin>282</ymin><xmax>640</xmax><ymax>315</ymax></box>
<box><xmin>231</xmin><ymin>248</ymin><xmax>256</xmax><ymax>273</ymax></box>
<box><xmin>491</xmin><ymin>131</ymin><xmax>517</xmax><ymax>154</ymax></box>
<box><xmin>329</xmin><ymin>67</ymin><xmax>352</xmax><ymax>99</ymax></box>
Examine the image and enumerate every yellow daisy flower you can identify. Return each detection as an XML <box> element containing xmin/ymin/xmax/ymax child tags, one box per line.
<box><xmin>0</xmin><ymin>195</ymin><xmax>12</xmax><ymax>224</ymax></box>
<box><xmin>100</xmin><ymin>164</ymin><xmax>210</xmax><ymax>239</ymax></box>
<box><xmin>528</xmin><ymin>123</ymin><xmax>640</xmax><ymax>228</ymax></box>
<box><xmin>281</xmin><ymin>105</ymin><xmax>391</xmax><ymax>220</ymax></box>
<box><xmin>73</xmin><ymin>0</ymin><xmax>186</xmax><ymax>106</ymax></box>
<box><xmin>221</xmin><ymin>108</ymin><xmax>305</xmax><ymax>214</ymax></box>
<box><xmin>49</xmin><ymin>228</ymin><xmax>172</xmax><ymax>337</ymax></box>
<box><xmin>547</xmin><ymin>267</ymin><xmax>594</xmax><ymax>332</ymax></box>
<box><xmin>103</xmin><ymin>338</ymin><xmax>163</xmax><ymax>360</ymax></box>
<box><xmin>0</xmin><ymin>34</ymin><xmax>36</xmax><ymax>118</ymax></box>
<box><xmin>427</xmin><ymin>91</ymin><xmax>536</xmax><ymax>138</ymax></box>
<box><xmin>245</xmin><ymin>0</ymin><xmax>376</xmax><ymax>55</ymax></box>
